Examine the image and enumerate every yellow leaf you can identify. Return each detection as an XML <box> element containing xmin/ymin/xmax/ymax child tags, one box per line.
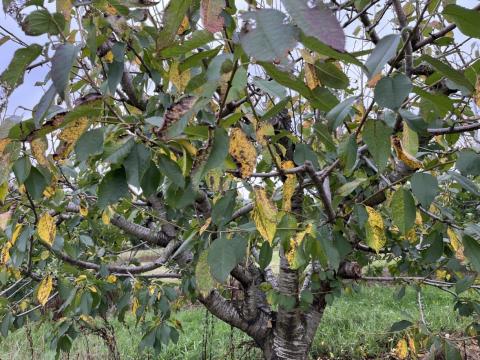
<box><xmin>229</xmin><ymin>128</ymin><xmax>256</xmax><ymax>178</ymax></box>
<box><xmin>79</xmin><ymin>205</ymin><xmax>88</xmax><ymax>217</ymax></box>
<box><xmin>199</xmin><ymin>217</ymin><xmax>212</xmax><ymax>235</ymax></box>
<box><xmin>106</xmin><ymin>274</ymin><xmax>117</xmax><ymax>283</ymax></box>
<box><xmin>177</xmin><ymin>16</ymin><xmax>190</xmax><ymax>35</ymax></box>
<box><xmin>0</xmin><ymin>224</ymin><xmax>22</xmax><ymax>264</ymax></box>
<box><xmin>407</xmin><ymin>334</ymin><xmax>416</xmax><ymax>355</ymax></box>
<box><xmin>256</xmin><ymin>123</ymin><xmax>274</xmax><ymax>146</ymax></box>
<box><xmin>0</xmin><ymin>139</ymin><xmax>11</xmax><ymax>154</ymax></box>
<box><xmin>102</xmin><ymin>207</ymin><xmax>113</xmax><ymax>225</ymax></box>
<box><xmin>436</xmin><ymin>269</ymin><xmax>447</xmax><ymax>280</ymax></box>
<box><xmin>365</xmin><ymin>206</ymin><xmax>386</xmax><ymax>253</ymax></box>
<box><xmin>475</xmin><ymin>75</ymin><xmax>480</xmax><ymax>107</ymax></box>
<box><xmin>367</xmin><ymin>73</ymin><xmax>382</xmax><ymax>88</ymax></box>
<box><xmin>447</xmin><ymin>227</ymin><xmax>464</xmax><ymax>261</ymax></box>
<box><xmin>286</xmin><ymin>223</ymin><xmax>312</xmax><ymax>267</ymax></box>
<box><xmin>404</xmin><ymin>227</ymin><xmax>417</xmax><ymax>243</ymax></box>
<box><xmin>392</xmin><ymin>136</ymin><xmax>422</xmax><ymax>170</ymax></box>
<box><xmin>104</xmin><ymin>50</ymin><xmax>114</xmax><ymax>63</ymax></box>
<box><xmin>415</xmin><ymin>210</ymin><xmax>423</xmax><ymax>226</ymax></box>
<box><xmin>30</xmin><ymin>138</ymin><xmax>49</xmax><ymax>167</ymax></box>
<box><xmin>43</xmin><ymin>186</ymin><xmax>55</xmax><ymax>198</ymax></box>
<box><xmin>169</xmin><ymin>61</ymin><xmax>190</xmax><ymax>93</ymax></box>
<box><xmin>75</xmin><ymin>274</ymin><xmax>87</xmax><ymax>283</ymax></box>
<box><xmin>0</xmin><ymin>182</ymin><xmax>7</xmax><ymax>203</ymax></box>
<box><xmin>395</xmin><ymin>338</ymin><xmax>408</xmax><ymax>359</ymax></box>
<box><xmin>252</xmin><ymin>187</ymin><xmax>277</xmax><ymax>245</ymax></box>
<box><xmin>37</xmin><ymin>275</ymin><xmax>53</xmax><ymax>306</ymax></box>
<box><xmin>354</xmin><ymin>101</ymin><xmax>366</xmax><ymax>123</ymax></box>
<box><xmin>305</xmin><ymin>63</ymin><xmax>320</xmax><ymax>90</ymax></box>
<box><xmin>131</xmin><ymin>297</ymin><xmax>139</xmax><ymax>315</ymax></box>
<box><xmin>79</xmin><ymin>314</ymin><xmax>96</xmax><ymax>326</ymax></box>
<box><xmin>54</xmin><ymin>117</ymin><xmax>89</xmax><ymax>161</ymax></box>
<box><xmin>282</xmin><ymin>161</ymin><xmax>297</xmax><ymax>212</ymax></box>
<box><xmin>56</xmin><ymin>0</ymin><xmax>72</xmax><ymax>22</ymax></box>
<box><xmin>38</xmin><ymin>213</ymin><xmax>56</xmax><ymax>245</ymax></box>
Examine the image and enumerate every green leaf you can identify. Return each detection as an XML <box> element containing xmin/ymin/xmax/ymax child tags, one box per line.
<box><xmin>157</xmin><ymin>0</ymin><xmax>193</xmax><ymax>50</ymax></box>
<box><xmin>390</xmin><ymin>320</ymin><xmax>413</xmax><ymax>332</ymax></box>
<box><xmin>203</xmin><ymin>128</ymin><xmax>229</xmax><ymax>173</ymax></box>
<box><xmin>338</xmin><ymin>135</ymin><xmax>357</xmax><ymax>173</ymax></box>
<box><xmin>326</xmin><ymin>96</ymin><xmax>356</xmax><ymax>130</ymax></box>
<box><xmin>420</xmin><ymin>55</ymin><xmax>474</xmax><ymax>92</ymax></box>
<box><xmin>0</xmin><ymin>44</ymin><xmax>42</xmax><ymax>94</ymax></box>
<box><xmin>314</xmin><ymin>61</ymin><xmax>349</xmax><ymax>89</ymax></box>
<box><xmin>13</xmin><ymin>156</ymin><xmax>31</xmax><ymax>184</ymax></box>
<box><xmin>363</xmin><ymin>119</ymin><xmax>392</xmax><ymax>171</ymax></box>
<box><xmin>140</xmin><ymin>161</ymin><xmax>161</xmax><ymax>197</ymax></box>
<box><xmin>211</xmin><ymin>190</ymin><xmax>236</xmax><ymax>227</ymax></box>
<box><xmin>422</xmin><ymin>231</ymin><xmax>444</xmax><ymax>263</ymax></box>
<box><xmin>51</xmin><ymin>43</ymin><xmax>79</xmax><ymax>99</ymax></box>
<box><xmin>374</xmin><ymin>74</ymin><xmax>412</xmax><ymax>110</ymax></box>
<box><xmin>161</xmin><ymin>30</ymin><xmax>214</xmax><ymax>58</ymax></box>
<box><xmin>365</xmin><ymin>34</ymin><xmax>400</xmax><ymax>79</ymax></box>
<box><xmin>281</xmin><ymin>0</ymin><xmax>345</xmax><ymax>51</ymax></box>
<box><xmin>207</xmin><ymin>236</ymin><xmax>238</xmax><ymax>283</ymax></box>
<box><xmin>33</xmin><ymin>84</ymin><xmax>57</xmax><ymax>128</ymax></box>
<box><xmin>337</xmin><ymin>179</ymin><xmax>366</xmax><ymax>197</ymax></box>
<box><xmin>456</xmin><ymin>150</ymin><xmax>480</xmax><ymax>176</ymax></box>
<box><xmin>21</xmin><ymin>10</ymin><xmax>66</xmax><ymax>36</ymax></box>
<box><xmin>239</xmin><ymin>9</ymin><xmax>298</xmax><ymax>62</ymax></box>
<box><xmin>107</xmin><ymin>42</ymin><xmax>126</xmax><ymax>95</ymax></box>
<box><xmin>123</xmin><ymin>142</ymin><xmax>151</xmax><ymax>188</ymax></box>
<box><xmin>260</xmin><ymin>62</ymin><xmax>311</xmax><ymax>98</ymax></box>
<box><xmin>443</xmin><ymin>5</ymin><xmax>480</xmax><ymax>39</ymax></box>
<box><xmin>410</xmin><ymin>172</ymin><xmax>439</xmax><ymax>208</ymax></box>
<box><xmin>75</xmin><ymin>128</ymin><xmax>104</xmax><ymax>162</ymax></box>
<box><xmin>293</xmin><ymin>143</ymin><xmax>319</xmax><ymax>169</ymax></box>
<box><xmin>258</xmin><ymin>241</ymin><xmax>273</xmax><ymax>270</ymax></box>
<box><xmin>390</xmin><ymin>188</ymin><xmax>416</xmax><ymax>235</ymax></box>
<box><xmin>413</xmin><ymin>86</ymin><xmax>454</xmax><ymax>117</ymax></box>
<box><xmin>463</xmin><ymin>235</ymin><xmax>480</xmax><ymax>273</ymax></box>
<box><xmin>104</xmin><ymin>138</ymin><xmax>135</xmax><ymax>164</ymax></box>
<box><xmin>449</xmin><ymin>171</ymin><xmax>480</xmax><ymax>197</ymax></box>
<box><xmin>97</xmin><ymin>167</ymin><xmax>129</xmax><ymax>209</ymax></box>
<box><xmin>158</xmin><ymin>155</ymin><xmax>185</xmax><ymax>188</ymax></box>
<box><xmin>253</xmin><ymin>77</ymin><xmax>286</xmax><ymax>99</ymax></box>
<box><xmin>24</xmin><ymin>167</ymin><xmax>48</xmax><ymax>200</ymax></box>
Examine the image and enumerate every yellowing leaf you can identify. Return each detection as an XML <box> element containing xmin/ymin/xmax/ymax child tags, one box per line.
<box><xmin>199</xmin><ymin>217</ymin><xmax>212</xmax><ymax>235</ymax></box>
<box><xmin>54</xmin><ymin>117</ymin><xmax>90</xmax><ymax>161</ymax></box>
<box><xmin>102</xmin><ymin>207</ymin><xmax>113</xmax><ymax>225</ymax></box>
<box><xmin>131</xmin><ymin>296</ymin><xmax>139</xmax><ymax>315</ymax></box>
<box><xmin>38</xmin><ymin>213</ymin><xmax>56</xmax><ymax>245</ymax></box>
<box><xmin>56</xmin><ymin>0</ymin><xmax>72</xmax><ymax>22</ymax></box>
<box><xmin>104</xmin><ymin>50</ymin><xmax>114</xmax><ymax>63</ymax></box>
<box><xmin>436</xmin><ymin>269</ymin><xmax>447</xmax><ymax>280</ymax></box>
<box><xmin>256</xmin><ymin>123</ymin><xmax>274</xmax><ymax>146</ymax></box>
<box><xmin>0</xmin><ymin>139</ymin><xmax>11</xmax><ymax>154</ymax></box>
<box><xmin>37</xmin><ymin>275</ymin><xmax>53</xmax><ymax>306</ymax></box>
<box><xmin>407</xmin><ymin>335</ymin><xmax>416</xmax><ymax>355</ymax></box>
<box><xmin>402</xmin><ymin>122</ymin><xmax>418</xmax><ymax>156</ymax></box>
<box><xmin>30</xmin><ymin>138</ymin><xmax>49</xmax><ymax>167</ymax></box>
<box><xmin>395</xmin><ymin>338</ymin><xmax>408</xmax><ymax>359</ymax></box>
<box><xmin>282</xmin><ymin>160</ymin><xmax>297</xmax><ymax>212</ymax></box>
<box><xmin>392</xmin><ymin>136</ymin><xmax>422</xmax><ymax>170</ymax></box>
<box><xmin>43</xmin><ymin>186</ymin><xmax>55</xmax><ymax>198</ymax></box>
<box><xmin>367</xmin><ymin>73</ymin><xmax>382</xmax><ymax>88</ymax></box>
<box><xmin>365</xmin><ymin>206</ymin><xmax>386</xmax><ymax>253</ymax></box>
<box><xmin>195</xmin><ymin>250</ymin><xmax>215</xmax><ymax>297</ymax></box>
<box><xmin>0</xmin><ymin>182</ymin><xmax>8</xmax><ymax>203</ymax></box>
<box><xmin>252</xmin><ymin>187</ymin><xmax>277</xmax><ymax>245</ymax></box>
<box><xmin>286</xmin><ymin>223</ymin><xmax>312</xmax><ymax>267</ymax></box>
<box><xmin>106</xmin><ymin>274</ymin><xmax>117</xmax><ymax>283</ymax></box>
<box><xmin>448</xmin><ymin>227</ymin><xmax>464</xmax><ymax>261</ymax></box>
<box><xmin>229</xmin><ymin>128</ymin><xmax>256</xmax><ymax>178</ymax></box>
<box><xmin>305</xmin><ymin>63</ymin><xmax>320</xmax><ymax>90</ymax></box>
<box><xmin>170</xmin><ymin>61</ymin><xmax>190</xmax><ymax>92</ymax></box>
<box><xmin>177</xmin><ymin>16</ymin><xmax>190</xmax><ymax>35</ymax></box>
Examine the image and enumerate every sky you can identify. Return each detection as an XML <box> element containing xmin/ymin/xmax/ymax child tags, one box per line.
<box><xmin>0</xmin><ymin>0</ymin><xmax>478</xmax><ymax>121</ymax></box>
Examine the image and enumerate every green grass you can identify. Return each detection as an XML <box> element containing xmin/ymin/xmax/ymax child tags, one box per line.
<box><xmin>0</xmin><ymin>285</ymin><xmax>474</xmax><ymax>359</ymax></box>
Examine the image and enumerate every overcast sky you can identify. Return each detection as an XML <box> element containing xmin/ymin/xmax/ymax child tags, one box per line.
<box><xmin>0</xmin><ymin>0</ymin><xmax>478</xmax><ymax>121</ymax></box>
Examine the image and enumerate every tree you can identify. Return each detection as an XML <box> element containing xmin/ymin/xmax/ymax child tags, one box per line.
<box><xmin>1</xmin><ymin>0</ymin><xmax>480</xmax><ymax>358</ymax></box>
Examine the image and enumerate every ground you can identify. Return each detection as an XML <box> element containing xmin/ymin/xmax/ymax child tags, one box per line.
<box><xmin>0</xmin><ymin>284</ymin><xmax>477</xmax><ymax>359</ymax></box>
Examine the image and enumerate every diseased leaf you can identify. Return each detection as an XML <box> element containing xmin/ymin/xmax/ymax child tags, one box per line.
<box><xmin>229</xmin><ymin>128</ymin><xmax>256</xmax><ymax>178</ymax></box>
<box><xmin>201</xmin><ymin>0</ymin><xmax>225</xmax><ymax>33</ymax></box>
<box><xmin>0</xmin><ymin>224</ymin><xmax>22</xmax><ymax>264</ymax></box>
<box><xmin>38</xmin><ymin>213</ymin><xmax>56</xmax><ymax>245</ymax></box>
<box><xmin>240</xmin><ymin>9</ymin><xmax>298</xmax><ymax>62</ymax></box>
<box><xmin>252</xmin><ymin>187</ymin><xmax>277</xmax><ymax>245</ymax></box>
<box><xmin>392</xmin><ymin>136</ymin><xmax>422</xmax><ymax>170</ymax></box>
<box><xmin>37</xmin><ymin>275</ymin><xmax>53</xmax><ymax>306</ymax></box>
<box><xmin>155</xmin><ymin>96</ymin><xmax>196</xmax><ymax>137</ymax></box>
<box><xmin>22</xmin><ymin>10</ymin><xmax>66</xmax><ymax>36</ymax></box>
<box><xmin>365</xmin><ymin>206</ymin><xmax>386</xmax><ymax>253</ymax></box>
<box><xmin>282</xmin><ymin>161</ymin><xmax>297</xmax><ymax>212</ymax></box>
<box><xmin>282</xmin><ymin>0</ymin><xmax>345</xmax><ymax>51</ymax></box>
<box><xmin>395</xmin><ymin>339</ymin><xmax>408</xmax><ymax>360</ymax></box>
<box><xmin>365</xmin><ymin>34</ymin><xmax>400</xmax><ymax>79</ymax></box>
<box><xmin>54</xmin><ymin>117</ymin><xmax>90</xmax><ymax>160</ymax></box>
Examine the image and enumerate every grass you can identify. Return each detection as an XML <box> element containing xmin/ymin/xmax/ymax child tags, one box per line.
<box><xmin>0</xmin><ymin>285</ymin><xmax>474</xmax><ymax>359</ymax></box>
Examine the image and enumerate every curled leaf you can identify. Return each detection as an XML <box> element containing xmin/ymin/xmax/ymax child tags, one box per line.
<box><xmin>392</xmin><ymin>136</ymin><xmax>422</xmax><ymax>170</ymax></box>
<box><xmin>155</xmin><ymin>96</ymin><xmax>196</xmax><ymax>136</ymax></box>
<box><xmin>252</xmin><ymin>187</ymin><xmax>277</xmax><ymax>245</ymax></box>
<box><xmin>229</xmin><ymin>128</ymin><xmax>256</xmax><ymax>178</ymax></box>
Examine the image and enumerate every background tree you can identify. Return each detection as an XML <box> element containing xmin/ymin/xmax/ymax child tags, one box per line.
<box><xmin>1</xmin><ymin>0</ymin><xmax>480</xmax><ymax>358</ymax></box>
